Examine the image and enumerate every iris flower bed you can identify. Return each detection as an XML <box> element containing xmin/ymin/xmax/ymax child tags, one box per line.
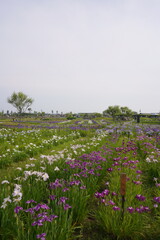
<box><xmin>0</xmin><ymin>122</ymin><xmax>160</xmax><ymax>240</ymax></box>
<box><xmin>0</xmin><ymin>128</ymin><xmax>85</xmax><ymax>168</ymax></box>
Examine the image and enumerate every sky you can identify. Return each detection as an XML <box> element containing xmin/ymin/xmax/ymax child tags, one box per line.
<box><xmin>0</xmin><ymin>0</ymin><xmax>160</xmax><ymax>114</ymax></box>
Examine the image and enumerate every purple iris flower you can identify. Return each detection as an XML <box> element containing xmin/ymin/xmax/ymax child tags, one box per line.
<box><xmin>153</xmin><ymin>197</ymin><xmax>160</xmax><ymax>203</ymax></box>
<box><xmin>37</xmin><ymin>212</ymin><xmax>48</xmax><ymax>218</ymax></box>
<box><xmin>36</xmin><ymin>233</ymin><xmax>46</xmax><ymax>240</ymax></box>
<box><xmin>127</xmin><ymin>207</ymin><xmax>135</xmax><ymax>214</ymax></box>
<box><xmin>107</xmin><ymin>168</ymin><xmax>113</xmax><ymax>172</ymax></box>
<box><xmin>62</xmin><ymin>188</ymin><xmax>69</xmax><ymax>192</ymax></box>
<box><xmin>58</xmin><ymin>197</ymin><xmax>68</xmax><ymax>204</ymax></box>
<box><xmin>49</xmin><ymin>195</ymin><xmax>56</xmax><ymax>200</ymax></box>
<box><xmin>112</xmin><ymin>206</ymin><xmax>120</xmax><ymax>211</ymax></box>
<box><xmin>108</xmin><ymin>200</ymin><xmax>115</xmax><ymax>205</ymax></box>
<box><xmin>26</xmin><ymin>199</ymin><xmax>37</xmax><ymax>204</ymax></box>
<box><xmin>102</xmin><ymin>189</ymin><xmax>110</xmax><ymax>196</ymax></box>
<box><xmin>33</xmin><ymin>203</ymin><xmax>50</xmax><ymax>211</ymax></box>
<box><xmin>25</xmin><ymin>208</ymin><xmax>35</xmax><ymax>214</ymax></box>
<box><xmin>136</xmin><ymin>205</ymin><xmax>150</xmax><ymax>213</ymax></box>
<box><xmin>135</xmin><ymin>194</ymin><xmax>146</xmax><ymax>201</ymax></box>
<box><xmin>64</xmin><ymin>204</ymin><xmax>72</xmax><ymax>210</ymax></box>
<box><xmin>132</xmin><ymin>180</ymin><xmax>142</xmax><ymax>185</ymax></box>
<box><xmin>14</xmin><ymin>206</ymin><xmax>23</xmax><ymax>214</ymax></box>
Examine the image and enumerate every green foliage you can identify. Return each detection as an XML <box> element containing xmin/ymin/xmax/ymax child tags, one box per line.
<box><xmin>103</xmin><ymin>105</ymin><xmax>134</xmax><ymax>120</ymax></box>
<box><xmin>7</xmin><ymin>92</ymin><xmax>34</xmax><ymax>114</ymax></box>
<box><xmin>66</xmin><ymin>112</ymin><xmax>76</xmax><ymax>120</ymax></box>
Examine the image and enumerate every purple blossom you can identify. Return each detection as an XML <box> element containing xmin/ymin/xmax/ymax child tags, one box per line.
<box><xmin>96</xmin><ymin>173</ymin><xmax>101</xmax><ymax>176</ymax></box>
<box><xmin>33</xmin><ymin>203</ymin><xmax>50</xmax><ymax>211</ymax></box>
<box><xmin>112</xmin><ymin>206</ymin><xmax>120</xmax><ymax>211</ymax></box>
<box><xmin>37</xmin><ymin>212</ymin><xmax>48</xmax><ymax>218</ymax></box>
<box><xmin>26</xmin><ymin>199</ymin><xmax>37</xmax><ymax>204</ymax></box>
<box><xmin>14</xmin><ymin>206</ymin><xmax>23</xmax><ymax>214</ymax></box>
<box><xmin>49</xmin><ymin>195</ymin><xmax>56</xmax><ymax>200</ymax></box>
<box><xmin>111</xmin><ymin>192</ymin><xmax>117</xmax><ymax>196</ymax></box>
<box><xmin>33</xmin><ymin>214</ymin><xmax>58</xmax><ymax>226</ymax></box>
<box><xmin>127</xmin><ymin>207</ymin><xmax>135</xmax><ymax>214</ymax></box>
<box><xmin>102</xmin><ymin>189</ymin><xmax>110</xmax><ymax>196</ymax></box>
<box><xmin>81</xmin><ymin>173</ymin><xmax>88</xmax><ymax>178</ymax></box>
<box><xmin>107</xmin><ymin>168</ymin><xmax>113</xmax><ymax>172</ymax></box>
<box><xmin>113</xmin><ymin>157</ymin><xmax>121</xmax><ymax>162</ymax></box>
<box><xmin>122</xmin><ymin>162</ymin><xmax>129</xmax><ymax>166</ymax></box>
<box><xmin>96</xmin><ymin>165</ymin><xmax>103</xmax><ymax>170</ymax></box>
<box><xmin>41</xmin><ymin>216</ymin><xmax>52</xmax><ymax>222</ymax></box>
<box><xmin>136</xmin><ymin>207</ymin><xmax>143</xmax><ymax>213</ymax></box>
<box><xmin>69</xmin><ymin>180</ymin><xmax>81</xmax><ymax>186</ymax></box>
<box><xmin>64</xmin><ymin>204</ymin><xmax>72</xmax><ymax>210</ymax></box>
<box><xmin>112</xmin><ymin>162</ymin><xmax>119</xmax><ymax>167</ymax></box>
<box><xmin>141</xmin><ymin>206</ymin><xmax>150</xmax><ymax>212</ymax></box>
<box><xmin>108</xmin><ymin>200</ymin><xmax>115</xmax><ymax>205</ymax></box>
<box><xmin>73</xmin><ymin>173</ymin><xmax>80</xmax><ymax>177</ymax></box>
<box><xmin>95</xmin><ymin>189</ymin><xmax>110</xmax><ymax>198</ymax></box>
<box><xmin>153</xmin><ymin>197</ymin><xmax>160</xmax><ymax>203</ymax></box>
<box><xmin>95</xmin><ymin>192</ymin><xmax>102</xmax><ymax>198</ymax></box>
<box><xmin>62</xmin><ymin>188</ymin><xmax>69</xmax><ymax>192</ymax></box>
<box><xmin>136</xmin><ymin>205</ymin><xmax>150</xmax><ymax>213</ymax></box>
<box><xmin>88</xmin><ymin>169</ymin><xmax>95</xmax><ymax>175</ymax></box>
<box><xmin>136</xmin><ymin>175</ymin><xmax>141</xmax><ymax>179</ymax></box>
<box><xmin>36</xmin><ymin>233</ymin><xmax>46</xmax><ymax>240</ymax></box>
<box><xmin>135</xmin><ymin>194</ymin><xmax>146</xmax><ymax>201</ymax></box>
<box><xmin>32</xmin><ymin>219</ymin><xmax>43</xmax><ymax>226</ymax></box>
<box><xmin>130</xmin><ymin>166</ymin><xmax>137</xmax><ymax>169</ymax></box>
<box><xmin>49</xmin><ymin>214</ymin><xmax>58</xmax><ymax>220</ymax></box>
<box><xmin>39</xmin><ymin>204</ymin><xmax>50</xmax><ymax>210</ymax></box>
<box><xmin>58</xmin><ymin>197</ymin><xmax>68</xmax><ymax>204</ymax></box>
<box><xmin>101</xmin><ymin>199</ymin><xmax>106</xmax><ymax>204</ymax></box>
<box><xmin>25</xmin><ymin>208</ymin><xmax>35</xmax><ymax>214</ymax></box>
<box><xmin>49</xmin><ymin>179</ymin><xmax>63</xmax><ymax>189</ymax></box>
<box><xmin>132</xmin><ymin>180</ymin><xmax>142</xmax><ymax>185</ymax></box>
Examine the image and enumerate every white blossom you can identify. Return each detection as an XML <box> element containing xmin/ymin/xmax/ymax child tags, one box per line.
<box><xmin>42</xmin><ymin>173</ymin><xmax>49</xmax><ymax>181</ymax></box>
<box><xmin>16</xmin><ymin>167</ymin><xmax>22</xmax><ymax>170</ymax></box>
<box><xmin>1</xmin><ymin>180</ymin><xmax>10</xmax><ymax>184</ymax></box>
<box><xmin>54</xmin><ymin>166</ymin><xmax>60</xmax><ymax>171</ymax></box>
<box><xmin>1</xmin><ymin>196</ymin><xmax>12</xmax><ymax>209</ymax></box>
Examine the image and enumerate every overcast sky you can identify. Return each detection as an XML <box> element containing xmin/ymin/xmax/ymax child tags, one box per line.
<box><xmin>0</xmin><ymin>0</ymin><xmax>160</xmax><ymax>114</ymax></box>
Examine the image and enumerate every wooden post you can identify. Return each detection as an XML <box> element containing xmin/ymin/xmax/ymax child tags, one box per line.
<box><xmin>120</xmin><ymin>173</ymin><xmax>126</xmax><ymax>220</ymax></box>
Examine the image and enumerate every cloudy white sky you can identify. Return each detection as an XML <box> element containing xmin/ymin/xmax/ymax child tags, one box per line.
<box><xmin>0</xmin><ymin>0</ymin><xmax>160</xmax><ymax>114</ymax></box>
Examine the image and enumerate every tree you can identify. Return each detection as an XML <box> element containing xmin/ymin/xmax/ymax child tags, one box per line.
<box><xmin>120</xmin><ymin>106</ymin><xmax>133</xmax><ymax>117</ymax></box>
<box><xmin>103</xmin><ymin>105</ymin><xmax>133</xmax><ymax>120</ymax></box>
<box><xmin>103</xmin><ymin>105</ymin><xmax>121</xmax><ymax>119</ymax></box>
<box><xmin>7</xmin><ymin>92</ymin><xmax>34</xmax><ymax>114</ymax></box>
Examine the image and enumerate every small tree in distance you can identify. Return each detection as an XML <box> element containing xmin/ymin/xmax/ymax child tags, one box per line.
<box><xmin>7</xmin><ymin>92</ymin><xmax>34</xmax><ymax>114</ymax></box>
<box><xmin>103</xmin><ymin>105</ymin><xmax>133</xmax><ymax>120</ymax></box>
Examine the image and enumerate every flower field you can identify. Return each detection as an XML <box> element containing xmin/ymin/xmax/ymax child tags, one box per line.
<box><xmin>0</xmin><ymin>118</ymin><xmax>160</xmax><ymax>240</ymax></box>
